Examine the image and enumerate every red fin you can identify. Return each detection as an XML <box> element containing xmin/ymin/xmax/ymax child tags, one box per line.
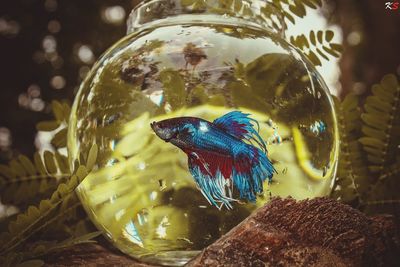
<box><xmin>233</xmin><ymin>146</ymin><xmax>259</xmax><ymax>174</ymax></box>
<box><xmin>185</xmin><ymin>149</ymin><xmax>233</xmax><ymax>179</ymax></box>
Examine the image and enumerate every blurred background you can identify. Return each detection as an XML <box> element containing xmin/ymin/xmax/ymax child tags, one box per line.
<box><xmin>0</xmin><ymin>0</ymin><xmax>399</xmax><ymax>164</ymax></box>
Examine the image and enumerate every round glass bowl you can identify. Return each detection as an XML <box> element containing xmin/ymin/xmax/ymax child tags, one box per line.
<box><xmin>68</xmin><ymin>0</ymin><xmax>339</xmax><ymax>266</ymax></box>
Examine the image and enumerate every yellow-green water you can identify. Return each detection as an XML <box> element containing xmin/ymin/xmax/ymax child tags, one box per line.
<box><xmin>69</xmin><ymin>22</ymin><xmax>338</xmax><ymax>266</ymax></box>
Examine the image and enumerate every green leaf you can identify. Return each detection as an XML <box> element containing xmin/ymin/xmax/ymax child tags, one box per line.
<box><xmin>10</xmin><ymin>160</ymin><xmax>27</xmax><ymax>177</ymax></box>
<box><xmin>309</xmin><ymin>30</ymin><xmax>316</xmax><ymax>45</ymax></box>
<box><xmin>330</xmin><ymin>43</ymin><xmax>343</xmax><ymax>52</ymax></box>
<box><xmin>0</xmin><ymin>165</ymin><xmax>15</xmax><ymax>180</ymax></box>
<box><xmin>359</xmin><ymin>137</ymin><xmax>386</xmax><ymax>149</ymax></box>
<box><xmin>51</xmin><ymin>128</ymin><xmax>68</xmax><ymax>148</ymax></box>
<box><xmin>86</xmin><ymin>144</ymin><xmax>98</xmax><ymax>171</ymax></box>
<box><xmin>34</xmin><ymin>153</ymin><xmax>47</xmax><ymax>175</ymax></box>
<box><xmin>39</xmin><ymin>200</ymin><xmax>52</xmax><ymax>212</ymax></box>
<box><xmin>325</xmin><ymin>30</ymin><xmax>334</xmax><ymax>42</ymax></box>
<box><xmin>43</xmin><ymin>151</ymin><xmax>57</xmax><ymax>174</ymax></box>
<box><xmin>381</xmin><ymin>74</ymin><xmax>398</xmax><ymax>92</ymax></box>
<box><xmin>18</xmin><ymin>155</ymin><xmax>36</xmax><ymax>176</ymax></box>
<box><xmin>317</xmin><ymin>30</ymin><xmax>323</xmax><ymax>43</ymax></box>
<box><xmin>315</xmin><ymin>48</ymin><xmax>329</xmax><ymax>61</ymax></box>
<box><xmin>159</xmin><ymin>69</ymin><xmax>186</xmax><ymax>110</ymax></box>
<box><xmin>307</xmin><ymin>50</ymin><xmax>321</xmax><ymax>66</ymax></box>
<box><xmin>62</xmin><ymin>102</ymin><xmax>71</xmax><ymax>119</ymax></box>
<box><xmin>76</xmin><ymin>166</ymin><xmax>89</xmax><ymax>182</ymax></box>
<box><xmin>36</xmin><ymin>121</ymin><xmax>59</xmax><ymax>132</ymax></box>
<box><xmin>55</xmin><ymin>153</ymin><xmax>70</xmax><ymax>174</ymax></box>
<box><xmin>322</xmin><ymin>46</ymin><xmax>340</xmax><ymax>57</ymax></box>
<box><xmin>302</xmin><ymin>0</ymin><xmax>317</xmax><ymax>9</ymax></box>
<box><xmin>52</xmin><ymin>101</ymin><xmax>65</xmax><ymax>122</ymax></box>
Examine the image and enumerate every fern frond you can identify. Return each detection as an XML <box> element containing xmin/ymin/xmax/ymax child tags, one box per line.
<box><xmin>0</xmin><ymin>101</ymin><xmax>73</xmax><ymax>208</ymax></box>
<box><xmin>360</xmin><ymin>74</ymin><xmax>400</xmax><ymax>174</ymax></box>
<box><xmin>1</xmin><ymin>231</ymin><xmax>101</xmax><ymax>267</ymax></box>
<box><xmin>331</xmin><ymin>94</ymin><xmax>369</xmax><ymax>203</ymax></box>
<box><xmin>27</xmin><ymin>231</ymin><xmax>101</xmax><ymax>258</ymax></box>
<box><xmin>271</xmin><ymin>0</ymin><xmax>321</xmax><ymax>23</ymax></box>
<box><xmin>0</xmin><ymin>144</ymin><xmax>98</xmax><ymax>255</ymax></box>
<box><xmin>0</xmin><ymin>152</ymin><xmax>71</xmax><ymax>208</ymax></box>
<box><xmin>379</xmin><ymin>160</ymin><xmax>400</xmax><ymax>181</ymax></box>
<box><xmin>362</xmin><ymin>165</ymin><xmax>400</xmax><ymax>216</ymax></box>
<box><xmin>290</xmin><ymin>30</ymin><xmax>342</xmax><ymax>66</ymax></box>
<box><xmin>36</xmin><ymin>101</ymin><xmax>71</xmax><ymax>149</ymax></box>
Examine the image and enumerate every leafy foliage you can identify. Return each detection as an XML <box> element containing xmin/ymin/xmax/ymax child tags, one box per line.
<box><xmin>0</xmin><ymin>101</ymin><xmax>72</xmax><ymax>210</ymax></box>
<box><xmin>271</xmin><ymin>0</ymin><xmax>322</xmax><ymax>24</ymax></box>
<box><xmin>360</xmin><ymin>74</ymin><xmax>400</xmax><ymax>174</ymax></box>
<box><xmin>290</xmin><ymin>30</ymin><xmax>342</xmax><ymax>66</ymax></box>
<box><xmin>333</xmin><ymin>74</ymin><xmax>400</xmax><ymax>215</ymax></box>
<box><xmin>0</xmin><ymin>101</ymin><xmax>99</xmax><ymax>266</ymax></box>
<box><xmin>167</xmin><ymin>0</ymin><xmax>343</xmax><ymax>66</ymax></box>
<box><xmin>0</xmin><ymin>152</ymin><xmax>70</xmax><ymax>209</ymax></box>
<box><xmin>0</xmin><ymin>143</ymin><xmax>98</xmax><ymax>266</ymax></box>
<box><xmin>330</xmin><ymin>94</ymin><xmax>368</xmax><ymax>203</ymax></box>
<box><xmin>269</xmin><ymin>1</ymin><xmax>343</xmax><ymax>66</ymax></box>
<box><xmin>36</xmin><ymin>100</ymin><xmax>71</xmax><ymax>149</ymax></box>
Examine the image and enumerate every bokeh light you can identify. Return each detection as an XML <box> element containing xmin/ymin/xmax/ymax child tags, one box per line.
<box><xmin>347</xmin><ymin>31</ymin><xmax>362</xmax><ymax>46</ymax></box>
<box><xmin>48</xmin><ymin>20</ymin><xmax>61</xmax><ymax>34</ymax></box>
<box><xmin>50</xmin><ymin>75</ymin><xmax>66</xmax><ymax>90</ymax></box>
<box><xmin>42</xmin><ymin>35</ymin><xmax>57</xmax><ymax>54</ymax></box>
<box><xmin>0</xmin><ymin>127</ymin><xmax>12</xmax><ymax>151</ymax></box>
<box><xmin>102</xmin><ymin>6</ymin><xmax>126</xmax><ymax>25</ymax></box>
<box><xmin>0</xmin><ymin>18</ymin><xmax>20</xmax><ymax>37</ymax></box>
<box><xmin>18</xmin><ymin>84</ymin><xmax>46</xmax><ymax>112</ymax></box>
<box><xmin>77</xmin><ymin>45</ymin><xmax>95</xmax><ymax>64</ymax></box>
<box><xmin>44</xmin><ymin>0</ymin><xmax>58</xmax><ymax>12</ymax></box>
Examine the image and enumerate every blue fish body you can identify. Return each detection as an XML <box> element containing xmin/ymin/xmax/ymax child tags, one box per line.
<box><xmin>151</xmin><ymin>111</ymin><xmax>276</xmax><ymax>209</ymax></box>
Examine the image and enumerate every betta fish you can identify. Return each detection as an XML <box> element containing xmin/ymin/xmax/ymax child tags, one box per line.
<box><xmin>150</xmin><ymin>111</ymin><xmax>276</xmax><ymax>209</ymax></box>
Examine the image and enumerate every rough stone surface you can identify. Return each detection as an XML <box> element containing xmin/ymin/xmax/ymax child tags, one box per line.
<box><xmin>187</xmin><ymin>197</ymin><xmax>400</xmax><ymax>267</ymax></box>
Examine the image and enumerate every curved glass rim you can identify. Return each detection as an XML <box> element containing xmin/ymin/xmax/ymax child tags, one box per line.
<box><xmin>127</xmin><ymin>0</ymin><xmax>285</xmax><ymax>36</ymax></box>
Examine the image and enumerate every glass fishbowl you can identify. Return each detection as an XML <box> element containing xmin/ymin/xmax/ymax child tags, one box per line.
<box><xmin>68</xmin><ymin>0</ymin><xmax>339</xmax><ymax>266</ymax></box>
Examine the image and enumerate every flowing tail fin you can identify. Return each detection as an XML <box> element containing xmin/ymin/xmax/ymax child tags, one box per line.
<box><xmin>187</xmin><ymin>145</ymin><xmax>276</xmax><ymax>209</ymax></box>
<box><xmin>232</xmin><ymin>146</ymin><xmax>276</xmax><ymax>202</ymax></box>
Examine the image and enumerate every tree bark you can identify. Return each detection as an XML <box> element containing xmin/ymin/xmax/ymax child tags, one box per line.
<box><xmin>187</xmin><ymin>197</ymin><xmax>399</xmax><ymax>267</ymax></box>
<box><xmin>44</xmin><ymin>198</ymin><xmax>399</xmax><ymax>267</ymax></box>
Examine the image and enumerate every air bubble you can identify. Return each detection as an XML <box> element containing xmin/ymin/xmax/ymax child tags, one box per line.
<box><xmin>266</xmin><ymin>119</ymin><xmax>283</xmax><ymax>144</ymax></box>
<box><xmin>159</xmin><ymin>179</ymin><xmax>167</xmax><ymax>191</ymax></box>
<box><xmin>310</xmin><ymin>120</ymin><xmax>326</xmax><ymax>136</ymax></box>
<box><xmin>137</xmin><ymin>209</ymin><xmax>149</xmax><ymax>226</ymax></box>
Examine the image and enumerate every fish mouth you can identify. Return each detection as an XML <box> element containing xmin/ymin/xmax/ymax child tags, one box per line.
<box><xmin>150</xmin><ymin>121</ymin><xmax>173</xmax><ymax>142</ymax></box>
<box><xmin>150</xmin><ymin>121</ymin><xmax>160</xmax><ymax>135</ymax></box>
<box><xmin>150</xmin><ymin>121</ymin><xmax>157</xmax><ymax>131</ymax></box>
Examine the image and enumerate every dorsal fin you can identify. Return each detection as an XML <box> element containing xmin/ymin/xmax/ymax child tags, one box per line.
<box><xmin>213</xmin><ymin>111</ymin><xmax>267</xmax><ymax>153</ymax></box>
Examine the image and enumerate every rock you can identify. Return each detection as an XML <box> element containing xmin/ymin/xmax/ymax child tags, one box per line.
<box><xmin>186</xmin><ymin>197</ymin><xmax>399</xmax><ymax>267</ymax></box>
